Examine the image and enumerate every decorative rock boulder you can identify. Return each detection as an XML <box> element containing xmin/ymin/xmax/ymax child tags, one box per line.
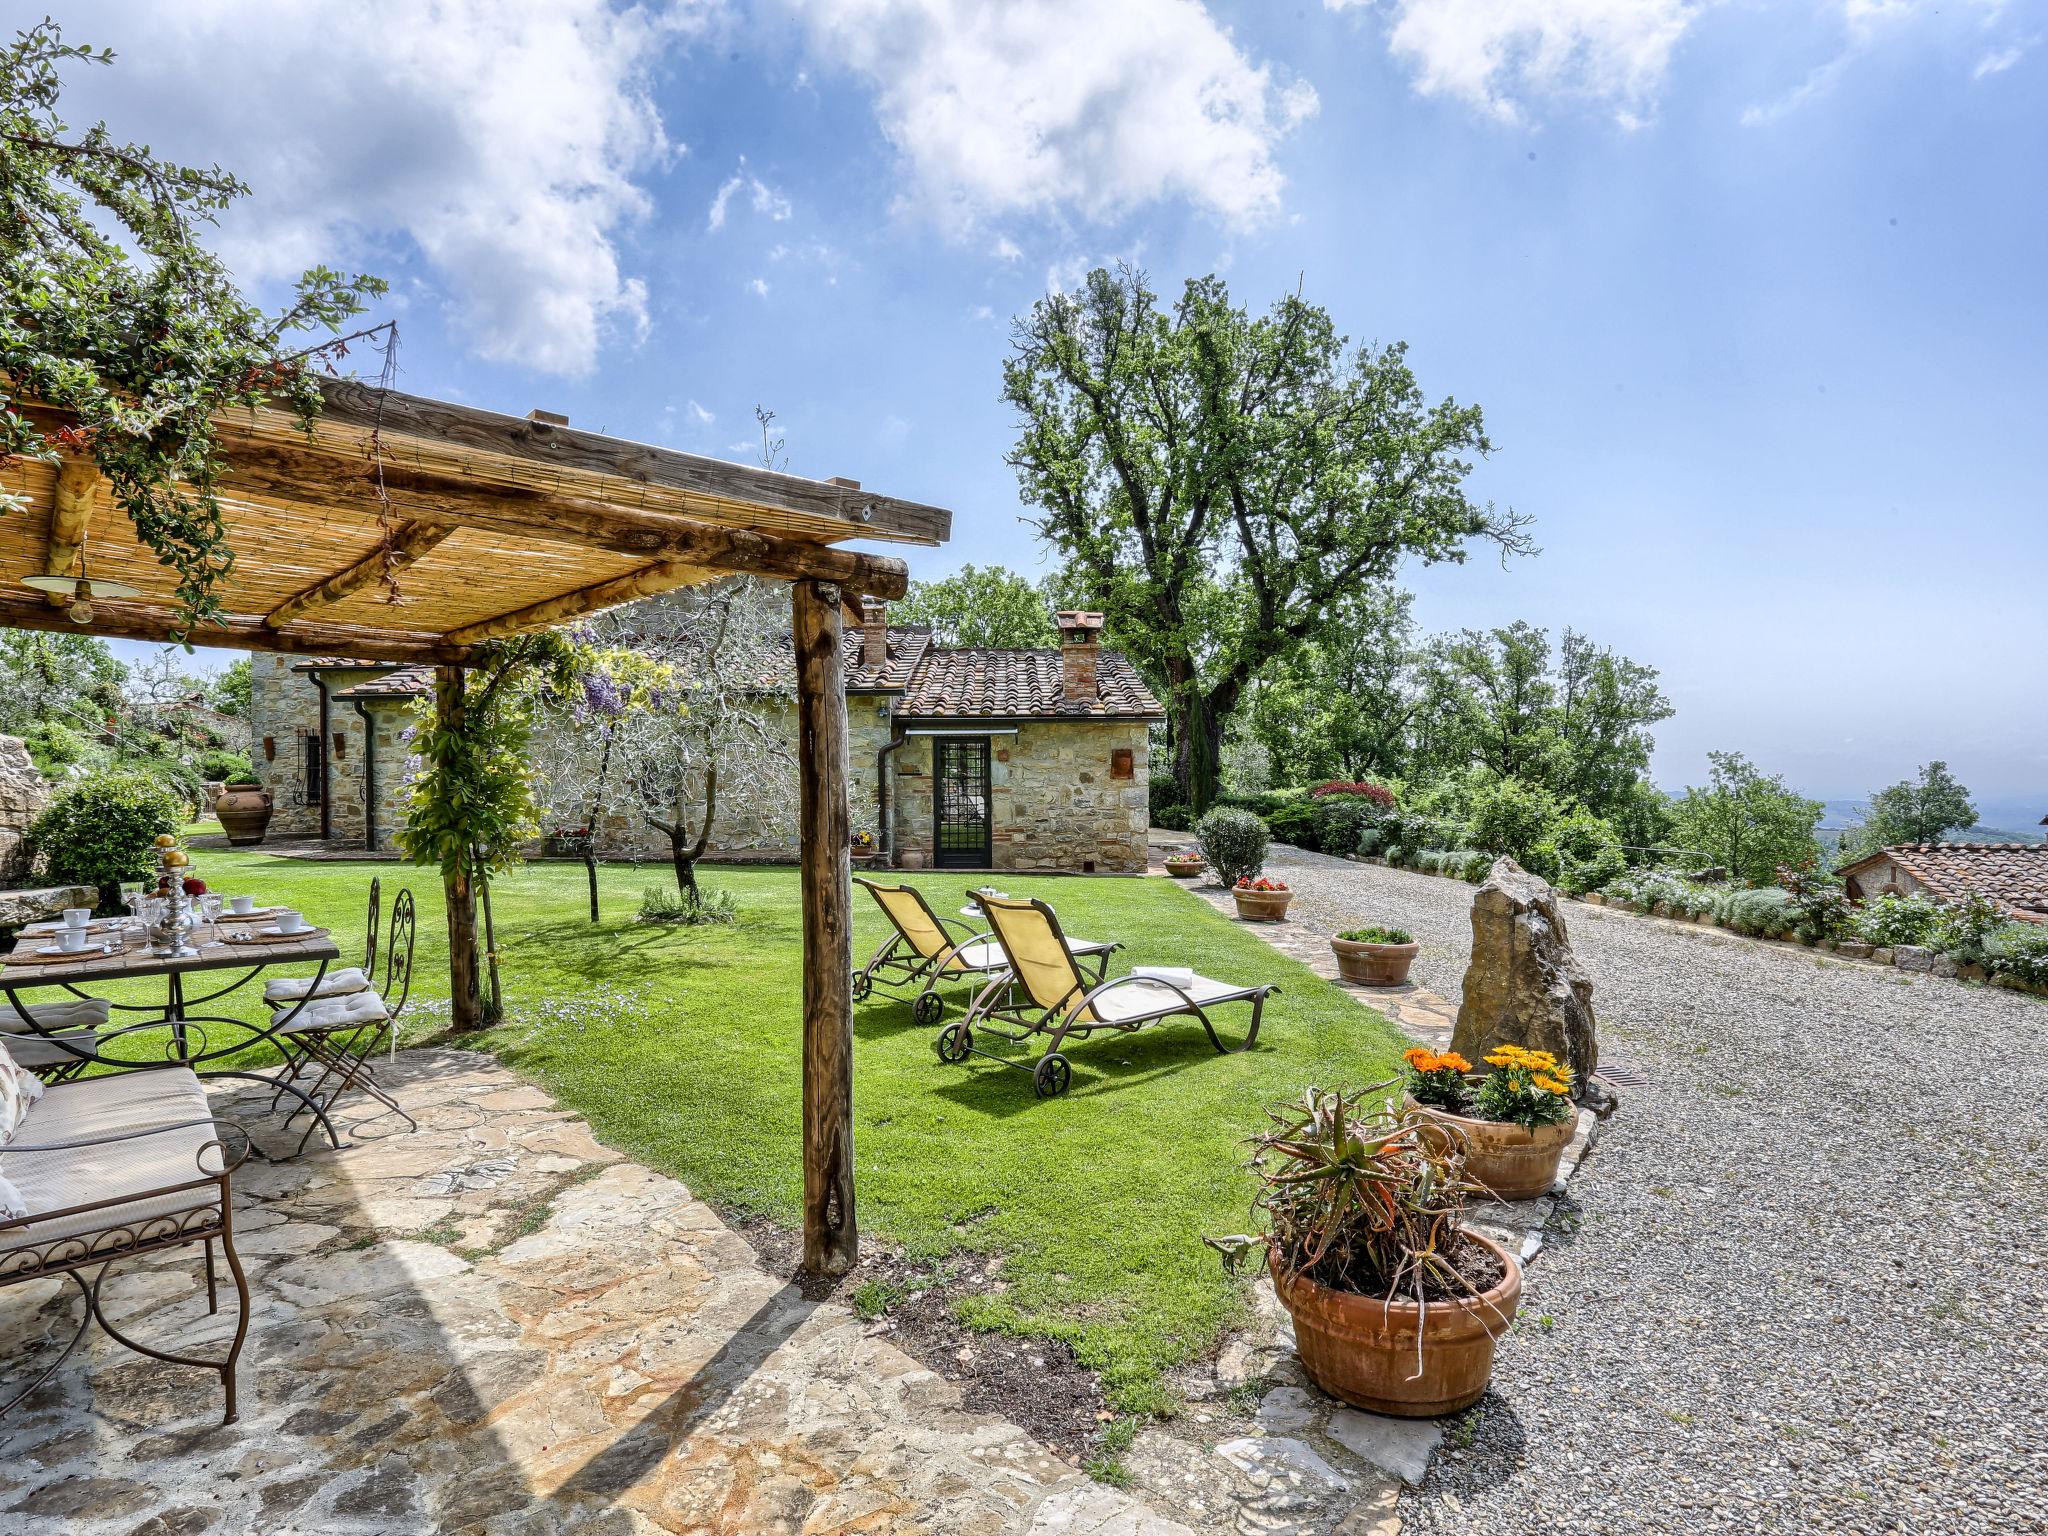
<box><xmin>1451</xmin><ymin>857</ymin><xmax>1602</xmax><ymax>1104</ymax></box>
<box><xmin>0</xmin><ymin>735</ymin><xmax>50</xmax><ymax>887</ymax></box>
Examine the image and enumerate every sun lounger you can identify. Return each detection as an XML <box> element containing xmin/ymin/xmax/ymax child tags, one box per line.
<box><xmin>937</xmin><ymin>892</ymin><xmax>1276</xmax><ymax>1098</ymax></box>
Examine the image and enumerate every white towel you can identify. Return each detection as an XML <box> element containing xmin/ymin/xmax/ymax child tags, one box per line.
<box><xmin>1132</xmin><ymin>965</ymin><xmax>1196</xmax><ymax>989</ymax></box>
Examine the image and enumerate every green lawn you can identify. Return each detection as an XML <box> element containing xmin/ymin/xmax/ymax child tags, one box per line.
<box><xmin>71</xmin><ymin>833</ymin><xmax>1406</xmax><ymax>1412</ymax></box>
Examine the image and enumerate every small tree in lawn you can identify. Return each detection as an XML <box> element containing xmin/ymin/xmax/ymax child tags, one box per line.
<box><xmin>533</xmin><ymin>648</ymin><xmax>663</xmax><ymax>923</ymax></box>
<box><xmin>595</xmin><ymin>578</ymin><xmax>795</xmax><ymax>909</ymax></box>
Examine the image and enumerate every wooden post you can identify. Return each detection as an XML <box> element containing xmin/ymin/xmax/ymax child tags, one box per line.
<box><xmin>434</xmin><ymin>665</ymin><xmax>484</xmax><ymax>1032</ymax></box>
<box><xmin>792</xmin><ymin>578</ymin><xmax>858</xmax><ymax>1275</ymax></box>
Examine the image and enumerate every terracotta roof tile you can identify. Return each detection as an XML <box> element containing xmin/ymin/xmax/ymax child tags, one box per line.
<box><xmin>897</xmin><ymin>648</ymin><xmax>1163</xmax><ymax>721</ymax></box>
<box><xmin>844</xmin><ymin>626</ymin><xmax>931</xmax><ymax>690</ymax></box>
<box><xmin>1842</xmin><ymin>842</ymin><xmax>2048</xmax><ymax>918</ymax></box>
<box><xmin>329</xmin><ymin>667</ymin><xmax>433</xmax><ymax>701</ymax></box>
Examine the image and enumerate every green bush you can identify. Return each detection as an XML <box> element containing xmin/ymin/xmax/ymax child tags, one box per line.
<box><xmin>1710</xmin><ymin>887</ymin><xmax>1797</xmax><ymax>937</ymax></box>
<box><xmin>1153</xmin><ymin>802</ymin><xmax>1191</xmax><ymax>832</ymax></box>
<box><xmin>1355</xmin><ymin>827</ymin><xmax>1385</xmax><ymax>857</ymax></box>
<box><xmin>1383</xmin><ymin>844</ymin><xmax>1407</xmax><ymax>868</ymax></box>
<box><xmin>1309</xmin><ymin>794</ymin><xmax>1383</xmax><ymax>858</ymax></box>
<box><xmin>1460</xmin><ymin>850</ymin><xmax>1495</xmax><ymax>882</ymax></box>
<box><xmin>1559</xmin><ymin>843</ymin><xmax>1627</xmax><ymax>896</ymax></box>
<box><xmin>27</xmin><ymin>769</ymin><xmax>182</xmax><ymax>908</ymax></box>
<box><xmin>1986</xmin><ymin>924</ymin><xmax>2048</xmax><ymax>988</ymax></box>
<box><xmin>197</xmin><ymin>747</ymin><xmax>252</xmax><ymax>783</ymax></box>
<box><xmin>636</xmin><ymin>884</ymin><xmax>737</xmax><ymax>925</ymax></box>
<box><xmin>1932</xmin><ymin>892</ymin><xmax>2006</xmax><ymax>964</ymax></box>
<box><xmin>20</xmin><ymin>720</ymin><xmax>94</xmax><ymax>778</ymax></box>
<box><xmin>1853</xmin><ymin>893</ymin><xmax>1942</xmax><ymax>948</ymax></box>
<box><xmin>1195</xmin><ymin>807</ymin><xmax>1269</xmax><ymax>886</ymax></box>
<box><xmin>1263</xmin><ymin>797</ymin><xmax>1321</xmax><ymax>849</ymax></box>
<box><xmin>1148</xmin><ymin>774</ymin><xmax>1181</xmax><ymax>824</ymax></box>
<box><xmin>1778</xmin><ymin>858</ymin><xmax>1850</xmax><ymax>942</ymax></box>
<box><xmin>1339</xmin><ymin>926</ymin><xmax>1412</xmax><ymax>945</ymax></box>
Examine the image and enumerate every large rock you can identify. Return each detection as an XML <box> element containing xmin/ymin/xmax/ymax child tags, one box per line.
<box><xmin>1451</xmin><ymin>857</ymin><xmax>1601</xmax><ymax>1101</ymax></box>
<box><xmin>0</xmin><ymin>735</ymin><xmax>50</xmax><ymax>886</ymax></box>
<box><xmin>0</xmin><ymin>883</ymin><xmax>96</xmax><ymax>928</ymax></box>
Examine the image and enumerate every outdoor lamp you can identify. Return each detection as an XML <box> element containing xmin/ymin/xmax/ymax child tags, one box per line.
<box><xmin>20</xmin><ymin>550</ymin><xmax>140</xmax><ymax>624</ymax></box>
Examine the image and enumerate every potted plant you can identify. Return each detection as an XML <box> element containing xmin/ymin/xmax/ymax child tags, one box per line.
<box><xmin>1208</xmin><ymin>1085</ymin><xmax>1521</xmax><ymax>1418</ymax></box>
<box><xmin>1402</xmin><ymin>1045</ymin><xmax>1578</xmax><ymax>1201</ymax></box>
<box><xmin>1332</xmin><ymin>925</ymin><xmax>1418</xmax><ymax>985</ymax></box>
<box><xmin>213</xmin><ymin>775</ymin><xmax>272</xmax><ymax>846</ymax></box>
<box><xmin>1232</xmin><ymin>875</ymin><xmax>1292</xmax><ymax>921</ymax></box>
<box><xmin>1164</xmin><ymin>850</ymin><xmax>1206</xmax><ymax>880</ymax></box>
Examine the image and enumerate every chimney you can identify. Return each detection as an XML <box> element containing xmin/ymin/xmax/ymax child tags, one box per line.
<box><xmin>859</xmin><ymin>596</ymin><xmax>890</xmax><ymax>673</ymax></box>
<box><xmin>1055</xmin><ymin>611</ymin><xmax>1103</xmax><ymax>706</ymax></box>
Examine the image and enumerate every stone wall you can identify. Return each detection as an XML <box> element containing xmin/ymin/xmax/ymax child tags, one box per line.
<box><xmin>1841</xmin><ymin>853</ymin><xmax>1927</xmax><ymax>904</ymax></box>
<box><xmin>891</xmin><ymin>720</ymin><xmax>1149</xmax><ymax>873</ymax></box>
<box><xmin>248</xmin><ymin>658</ymin><xmax>418</xmax><ymax>849</ymax></box>
<box><xmin>0</xmin><ymin>735</ymin><xmax>51</xmax><ymax>885</ymax></box>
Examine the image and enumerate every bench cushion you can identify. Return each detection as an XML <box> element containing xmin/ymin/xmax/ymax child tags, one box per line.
<box><xmin>0</xmin><ymin>1070</ymin><xmax>224</xmax><ymax>1262</ymax></box>
<box><xmin>263</xmin><ymin>966</ymin><xmax>372</xmax><ymax>1004</ymax></box>
<box><xmin>0</xmin><ymin>998</ymin><xmax>112</xmax><ymax>1075</ymax></box>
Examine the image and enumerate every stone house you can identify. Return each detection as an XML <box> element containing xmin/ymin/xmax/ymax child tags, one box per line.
<box><xmin>244</xmin><ymin>608</ymin><xmax>1162</xmax><ymax>873</ymax></box>
<box><xmin>1836</xmin><ymin>842</ymin><xmax>2048</xmax><ymax>925</ymax></box>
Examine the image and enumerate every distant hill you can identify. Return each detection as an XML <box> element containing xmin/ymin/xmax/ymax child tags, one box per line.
<box><xmin>1817</xmin><ymin>798</ymin><xmax>2043</xmax><ymax>855</ymax></box>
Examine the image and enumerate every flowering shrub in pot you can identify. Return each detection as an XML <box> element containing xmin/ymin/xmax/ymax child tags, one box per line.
<box><xmin>1164</xmin><ymin>850</ymin><xmax>1206</xmax><ymax>879</ymax></box>
<box><xmin>1207</xmin><ymin>1085</ymin><xmax>1522</xmax><ymax>1417</ymax></box>
<box><xmin>1232</xmin><ymin>875</ymin><xmax>1292</xmax><ymax>921</ymax></box>
<box><xmin>1402</xmin><ymin>1045</ymin><xmax>1578</xmax><ymax>1201</ymax></box>
<box><xmin>1332</xmin><ymin>925</ymin><xmax>1418</xmax><ymax>985</ymax></box>
<box><xmin>1196</xmin><ymin>806</ymin><xmax>1269</xmax><ymax>885</ymax></box>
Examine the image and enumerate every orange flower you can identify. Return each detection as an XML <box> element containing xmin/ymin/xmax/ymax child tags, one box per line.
<box><xmin>1403</xmin><ymin>1046</ymin><xmax>1434</xmax><ymax>1068</ymax></box>
<box><xmin>1438</xmin><ymin>1051</ymin><xmax>1472</xmax><ymax>1073</ymax></box>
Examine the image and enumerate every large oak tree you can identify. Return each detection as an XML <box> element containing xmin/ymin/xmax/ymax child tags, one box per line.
<box><xmin>1004</xmin><ymin>267</ymin><xmax>1529</xmax><ymax>810</ymax></box>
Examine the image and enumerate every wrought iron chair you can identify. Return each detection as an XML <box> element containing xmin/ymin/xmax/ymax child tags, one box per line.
<box><xmin>936</xmin><ymin>892</ymin><xmax>1277</xmax><ymax>1099</ymax></box>
<box><xmin>272</xmin><ymin>888</ymin><xmax>417</xmax><ymax>1150</ymax></box>
<box><xmin>851</xmin><ymin>876</ymin><xmax>1115</xmax><ymax>1027</ymax></box>
<box><xmin>0</xmin><ymin>1069</ymin><xmax>253</xmax><ymax>1425</ymax></box>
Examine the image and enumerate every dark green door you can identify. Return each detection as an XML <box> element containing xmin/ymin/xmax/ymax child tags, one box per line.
<box><xmin>933</xmin><ymin>737</ymin><xmax>992</xmax><ymax>869</ymax></box>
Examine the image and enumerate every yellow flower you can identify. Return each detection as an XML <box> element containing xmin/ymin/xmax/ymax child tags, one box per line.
<box><xmin>1533</xmin><ymin>1074</ymin><xmax>1569</xmax><ymax>1095</ymax></box>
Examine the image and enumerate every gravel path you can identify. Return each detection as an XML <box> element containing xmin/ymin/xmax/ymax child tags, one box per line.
<box><xmin>1252</xmin><ymin>845</ymin><xmax>2048</xmax><ymax>1536</ymax></box>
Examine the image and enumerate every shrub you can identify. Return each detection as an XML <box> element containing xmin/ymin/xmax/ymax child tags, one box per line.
<box><xmin>1148</xmin><ymin>773</ymin><xmax>1181</xmax><ymax>823</ymax></box>
<box><xmin>1263</xmin><ymin>797</ymin><xmax>1321</xmax><ymax>850</ymax></box>
<box><xmin>1932</xmin><ymin>892</ymin><xmax>2006</xmax><ymax>964</ymax></box>
<box><xmin>1778</xmin><ymin>858</ymin><xmax>1851</xmax><ymax>942</ymax></box>
<box><xmin>1559</xmin><ymin>843</ymin><xmax>1627</xmax><ymax>896</ymax></box>
<box><xmin>1460</xmin><ymin>850</ymin><xmax>1494</xmax><ymax>883</ymax></box>
<box><xmin>1466</xmin><ymin>777</ymin><xmax>1562</xmax><ymax>865</ymax></box>
<box><xmin>1153</xmin><ymin>802</ymin><xmax>1191</xmax><ymax>832</ymax></box>
<box><xmin>20</xmin><ymin>720</ymin><xmax>94</xmax><ymax>778</ymax></box>
<box><xmin>1311</xmin><ymin>794</ymin><xmax>1384</xmax><ymax>858</ymax></box>
<box><xmin>1712</xmin><ymin>887</ymin><xmax>1797</xmax><ymax>937</ymax></box>
<box><xmin>1196</xmin><ymin>807</ymin><xmax>1269</xmax><ymax>886</ymax></box>
<box><xmin>636</xmin><ymin>884</ymin><xmax>737</xmax><ymax>925</ymax></box>
<box><xmin>1853</xmin><ymin>893</ymin><xmax>1942</xmax><ymax>948</ymax></box>
<box><xmin>1355</xmin><ymin>827</ymin><xmax>1385</xmax><ymax>857</ymax></box>
<box><xmin>1309</xmin><ymin>780</ymin><xmax>1395</xmax><ymax>806</ymax></box>
<box><xmin>1383</xmin><ymin>844</ymin><xmax>1407</xmax><ymax>868</ymax></box>
<box><xmin>1342</xmin><ymin>925</ymin><xmax>1413</xmax><ymax>945</ymax></box>
<box><xmin>27</xmin><ymin>769</ymin><xmax>182</xmax><ymax>908</ymax></box>
<box><xmin>197</xmin><ymin>747</ymin><xmax>252</xmax><ymax>783</ymax></box>
<box><xmin>1986</xmin><ymin>924</ymin><xmax>2048</xmax><ymax>988</ymax></box>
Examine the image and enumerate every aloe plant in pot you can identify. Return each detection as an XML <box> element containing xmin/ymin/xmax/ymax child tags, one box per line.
<box><xmin>1207</xmin><ymin>1085</ymin><xmax>1522</xmax><ymax>1418</ymax></box>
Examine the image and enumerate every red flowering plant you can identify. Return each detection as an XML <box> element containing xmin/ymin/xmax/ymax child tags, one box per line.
<box><xmin>1309</xmin><ymin>781</ymin><xmax>1396</xmax><ymax>806</ymax></box>
<box><xmin>1236</xmin><ymin>876</ymin><xmax>1290</xmax><ymax>892</ymax></box>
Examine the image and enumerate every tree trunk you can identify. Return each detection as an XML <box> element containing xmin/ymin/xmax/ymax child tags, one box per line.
<box><xmin>583</xmin><ymin>851</ymin><xmax>599</xmax><ymax>922</ymax></box>
<box><xmin>479</xmin><ymin>861</ymin><xmax>503</xmax><ymax>1025</ymax></box>
<box><xmin>792</xmin><ymin>578</ymin><xmax>857</xmax><ymax>1276</ymax></box>
<box><xmin>583</xmin><ymin>732</ymin><xmax>613</xmax><ymax>923</ymax></box>
<box><xmin>435</xmin><ymin>665</ymin><xmax>483</xmax><ymax>1032</ymax></box>
<box><xmin>670</xmin><ymin>835</ymin><xmax>701</xmax><ymax>903</ymax></box>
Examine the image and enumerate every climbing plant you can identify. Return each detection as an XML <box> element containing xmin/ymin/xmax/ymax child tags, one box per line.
<box><xmin>0</xmin><ymin>20</ymin><xmax>385</xmax><ymax>632</ymax></box>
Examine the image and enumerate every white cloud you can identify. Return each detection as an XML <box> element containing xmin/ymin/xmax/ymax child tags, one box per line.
<box><xmin>1331</xmin><ymin>0</ymin><xmax>1700</xmax><ymax>126</ymax></box>
<box><xmin>1973</xmin><ymin>40</ymin><xmax>2032</xmax><ymax>77</ymax></box>
<box><xmin>687</xmin><ymin>399</ymin><xmax>716</xmax><ymax>424</ymax></box>
<box><xmin>991</xmin><ymin>235</ymin><xmax>1025</xmax><ymax>263</ymax></box>
<box><xmin>788</xmin><ymin>0</ymin><xmax>1315</xmax><ymax>230</ymax></box>
<box><xmin>1742</xmin><ymin>0</ymin><xmax>2025</xmax><ymax>122</ymax></box>
<box><xmin>68</xmin><ymin>1</ymin><xmax>717</xmax><ymax>377</ymax></box>
<box><xmin>707</xmin><ymin>160</ymin><xmax>794</xmax><ymax>230</ymax></box>
<box><xmin>746</xmin><ymin>277</ymin><xmax>771</xmax><ymax>298</ymax></box>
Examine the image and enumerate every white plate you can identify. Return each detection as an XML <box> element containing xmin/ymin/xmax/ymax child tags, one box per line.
<box><xmin>36</xmin><ymin>944</ymin><xmax>106</xmax><ymax>957</ymax></box>
<box><xmin>259</xmin><ymin>924</ymin><xmax>311</xmax><ymax>938</ymax></box>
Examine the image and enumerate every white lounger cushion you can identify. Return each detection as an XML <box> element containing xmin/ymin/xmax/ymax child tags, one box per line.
<box><xmin>1085</xmin><ymin>974</ymin><xmax>1256</xmax><ymax>1024</ymax></box>
<box><xmin>949</xmin><ymin>938</ymin><xmax>1110</xmax><ymax>972</ymax></box>
<box><xmin>0</xmin><ymin>1069</ymin><xmax>221</xmax><ymax>1251</ymax></box>
<box><xmin>271</xmin><ymin>988</ymin><xmax>390</xmax><ymax>1034</ymax></box>
<box><xmin>263</xmin><ymin>966</ymin><xmax>372</xmax><ymax>1004</ymax></box>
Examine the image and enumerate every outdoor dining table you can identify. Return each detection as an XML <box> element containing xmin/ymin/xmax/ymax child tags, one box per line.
<box><xmin>0</xmin><ymin>910</ymin><xmax>343</xmax><ymax>1153</ymax></box>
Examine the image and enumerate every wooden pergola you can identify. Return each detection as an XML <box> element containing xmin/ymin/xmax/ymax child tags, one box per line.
<box><xmin>0</xmin><ymin>380</ymin><xmax>953</xmax><ymax>1274</ymax></box>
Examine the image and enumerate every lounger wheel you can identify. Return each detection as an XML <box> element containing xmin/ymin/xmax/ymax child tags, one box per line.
<box><xmin>850</xmin><ymin>971</ymin><xmax>872</xmax><ymax>1001</ymax></box>
<box><xmin>912</xmin><ymin>992</ymin><xmax>945</xmax><ymax>1028</ymax></box>
<box><xmin>1032</xmin><ymin>1053</ymin><xmax>1072</xmax><ymax>1099</ymax></box>
<box><xmin>935</xmin><ymin>1023</ymin><xmax>972</xmax><ymax>1063</ymax></box>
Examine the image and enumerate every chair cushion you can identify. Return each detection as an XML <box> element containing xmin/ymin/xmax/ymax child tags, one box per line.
<box><xmin>1</xmin><ymin>998</ymin><xmax>112</xmax><ymax>1034</ymax></box>
<box><xmin>272</xmin><ymin>988</ymin><xmax>390</xmax><ymax>1035</ymax></box>
<box><xmin>0</xmin><ymin>1069</ymin><xmax>222</xmax><ymax>1256</ymax></box>
<box><xmin>2</xmin><ymin>1029</ymin><xmax>101</xmax><ymax>1073</ymax></box>
<box><xmin>947</xmin><ymin>938</ymin><xmax>1109</xmax><ymax>972</ymax></box>
<box><xmin>0</xmin><ymin>1037</ymin><xmax>44</xmax><ymax>1149</ymax></box>
<box><xmin>262</xmin><ymin>966</ymin><xmax>372</xmax><ymax>1004</ymax></box>
<box><xmin>1086</xmin><ymin>974</ymin><xmax>1257</xmax><ymax>1024</ymax></box>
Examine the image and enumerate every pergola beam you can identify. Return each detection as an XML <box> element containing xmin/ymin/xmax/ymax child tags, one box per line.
<box><xmin>442</xmin><ymin>559</ymin><xmax>714</xmax><ymax>643</ymax></box>
<box><xmin>41</xmin><ymin>458</ymin><xmax>99</xmax><ymax>607</ymax></box>
<box><xmin>0</xmin><ymin>593</ymin><xmax>472</xmax><ymax>665</ymax></box>
<box><xmin>264</xmin><ymin>521</ymin><xmax>456</xmax><ymax>628</ymax></box>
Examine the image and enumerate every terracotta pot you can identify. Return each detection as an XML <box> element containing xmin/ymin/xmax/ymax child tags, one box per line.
<box><xmin>1232</xmin><ymin>888</ymin><xmax>1293</xmax><ymax>922</ymax></box>
<box><xmin>1270</xmin><ymin>1231</ymin><xmax>1521</xmax><ymax>1418</ymax></box>
<box><xmin>214</xmin><ymin>786</ymin><xmax>273</xmax><ymax>847</ymax></box>
<box><xmin>1165</xmin><ymin>857</ymin><xmax>1205</xmax><ymax>881</ymax></box>
<box><xmin>1331</xmin><ymin>936</ymin><xmax>1418</xmax><ymax>986</ymax></box>
<box><xmin>1407</xmin><ymin>1096</ymin><xmax>1575</xmax><ymax>1202</ymax></box>
<box><xmin>895</xmin><ymin>847</ymin><xmax>926</xmax><ymax>871</ymax></box>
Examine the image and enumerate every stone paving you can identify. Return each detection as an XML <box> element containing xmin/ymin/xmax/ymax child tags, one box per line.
<box><xmin>0</xmin><ymin>1050</ymin><xmax>1195</xmax><ymax>1535</ymax></box>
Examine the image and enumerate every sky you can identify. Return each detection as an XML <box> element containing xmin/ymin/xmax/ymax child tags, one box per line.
<box><xmin>50</xmin><ymin>0</ymin><xmax>2048</xmax><ymax>817</ymax></box>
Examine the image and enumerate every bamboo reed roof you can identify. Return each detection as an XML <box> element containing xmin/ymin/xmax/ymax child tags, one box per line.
<box><xmin>0</xmin><ymin>380</ymin><xmax>949</xmax><ymax>665</ymax></box>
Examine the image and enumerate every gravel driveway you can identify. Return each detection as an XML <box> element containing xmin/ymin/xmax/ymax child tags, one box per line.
<box><xmin>1251</xmin><ymin>845</ymin><xmax>2048</xmax><ymax>1536</ymax></box>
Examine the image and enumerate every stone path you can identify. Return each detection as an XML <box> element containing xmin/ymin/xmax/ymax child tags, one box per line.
<box><xmin>1170</xmin><ymin>841</ymin><xmax>2048</xmax><ymax>1536</ymax></box>
<box><xmin>0</xmin><ymin>1050</ymin><xmax>1193</xmax><ymax>1535</ymax></box>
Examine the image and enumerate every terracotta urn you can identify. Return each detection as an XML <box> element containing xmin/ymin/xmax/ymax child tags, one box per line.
<box><xmin>1165</xmin><ymin>855</ymin><xmax>1205</xmax><ymax>881</ymax></box>
<box><xmin>895</xmin><ymin>847</ymin><xmax>926</xmax><ymax>871</ymax></box>
<box><xmin>1270</xmin><ymin>1231</ymin><xmax>1521</xmax><ymax>1418</ymax></box>
<box><xmin>1407</xmin><ymin>1096</ymin><xmax>1576</xmax><ymax>1202</ymax></box>
<box><xmin>1233</xmin><ymin>887</ymin><xmax>1293</xmax><ymax>922</ymax></box>
<box><xmin>214</xmin><ymin>784</ymin><xmax>273</xmax><ymax>847</ymax></box>
<box><xmin>1331</xmin><ymin>935</ymin><xmax>1418</xmax><ymax>986</ymax></box>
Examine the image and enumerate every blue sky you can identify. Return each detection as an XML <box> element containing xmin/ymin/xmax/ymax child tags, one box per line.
<box><xmin>67</xmin><ymin>0</ymin><xmax>2046</xmax><ymax>816</ymax></box>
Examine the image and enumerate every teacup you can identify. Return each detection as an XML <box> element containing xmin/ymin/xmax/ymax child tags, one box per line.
<box><xmin>57</xmin><ymin>927</ymin><xmax>91</xmax><ymax>953</ymax></box>
<box><xmin>275</xmin><ymin>910</ymin><xmax>305</xmax><ymax>934</ymax></box>
<box><xmin>228</xmin><ymin>895</ymin><xmax>255</xmax><ymax>916</ymax></box>
<box><xmin>62</xmin><ymin>908</ymin><xmax>90</xmax><ymax>930</ymax></box>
